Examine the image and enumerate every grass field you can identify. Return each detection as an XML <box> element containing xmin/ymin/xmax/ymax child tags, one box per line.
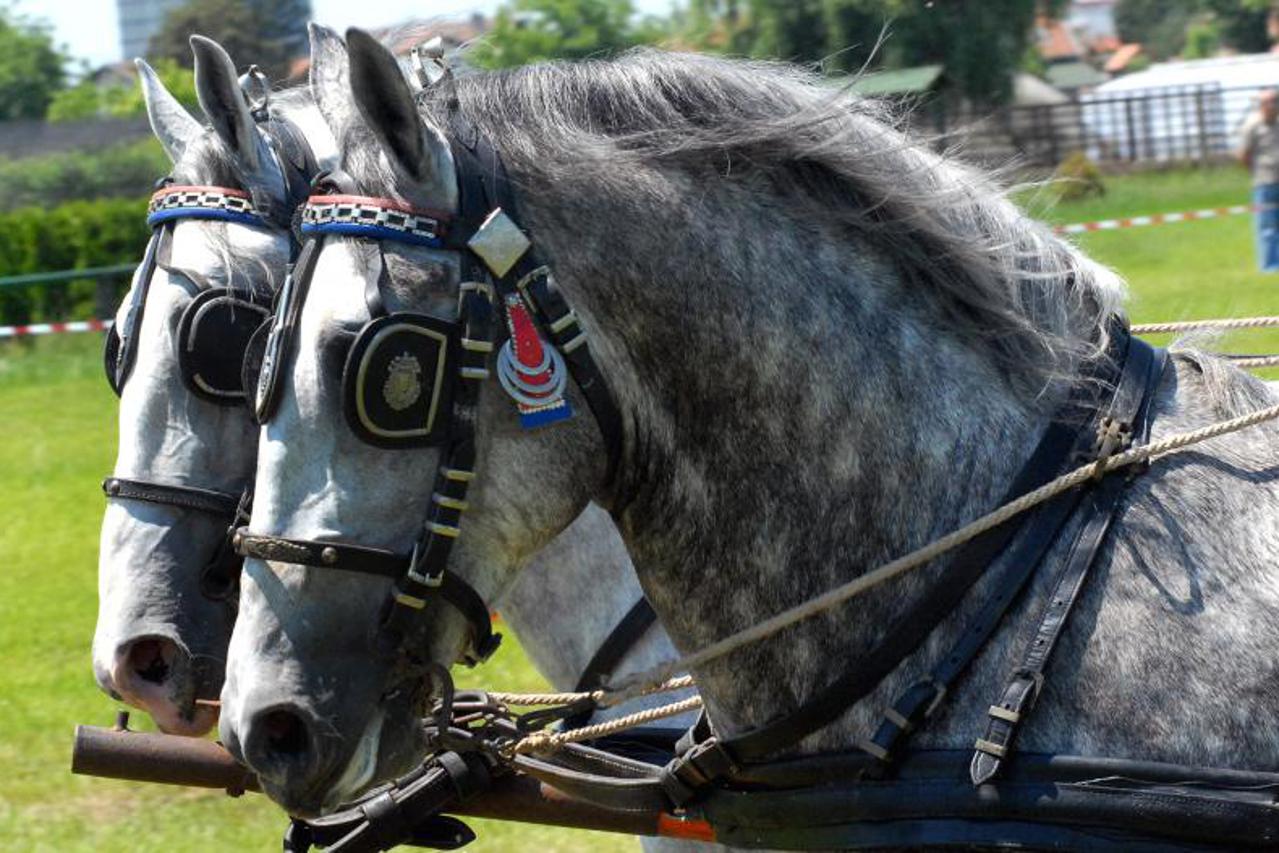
<box><xmin>2</xmin><ymin>164</ymin><xmax>1278</xmax><ymax>852</ymax></box>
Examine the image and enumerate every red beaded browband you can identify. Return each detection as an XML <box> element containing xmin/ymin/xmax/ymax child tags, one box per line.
<box><xmin>300</xmin><ymin>194</ymin><xmax>451</xmax><ymax>247</ymax></box>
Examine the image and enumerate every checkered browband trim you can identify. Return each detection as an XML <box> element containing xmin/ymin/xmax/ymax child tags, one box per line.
<box><xmin>300</xmin><ymin>195</ymin><xmax>450</xmax><ymax>247</ymax></box>
<box><xmin>147</xmin><ymin>185</ymin><xmax>266</xmax><ymax>228</ymax></box>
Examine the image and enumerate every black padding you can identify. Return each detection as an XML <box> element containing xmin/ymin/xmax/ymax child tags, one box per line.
<box><xmin>103</xmin><ymin>326</ymin><xmax>123</xmax><ymax>397</ymax></box>
<box><xmin>176</xmin><ymin>288</ymin><xmax>271</xmax><ymax>404</ymax></box>
<box><xmin>342</xmin><ymin>313</ymin><xmax>461</xmax><ymax>447</ymax></box>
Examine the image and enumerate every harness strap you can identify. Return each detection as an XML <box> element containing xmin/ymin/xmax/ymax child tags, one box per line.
<box><xmin>703</xmin><ymin>335</ymin><xmax>1127</xmax><ymax>767</ymax></box>
<box><xmin>232</xmin><ymin>529</ymin><xmax>499</xmax><ymax>664</ymax></box>
<box><xmin>858</xmin><ymin>335</ymin><xmax>1140</xmax><ymax>770</ymax></box>
<box><xmin>102</xmin><ymin>476</ymin><xmax>240</xmax><ymax>517</ymax></box>
<box><xmin>560</xmin><ymin>597</ymin><xmax>660</xmax><ymax>730</ymax></box>
<box><xmin>970</xmin><ymin>338</ymin><xmax>1168</xmax><ymax>785</ymax></box>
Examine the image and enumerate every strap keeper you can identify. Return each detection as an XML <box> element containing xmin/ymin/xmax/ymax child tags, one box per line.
<box><xmin>671</xmin><ymin>737</ymin><xmax>738</xmax><ymax>790</ymax></box>
<box><xmin>549</xmin><ymin>311</ymin><xmax>578</xmax><ymax>334</ymax></box>
<box><xmin>883</xmin><ymin>707</ymin><xmax>913</xmax><ymax>732</ymax></box>
<box><xmin>394</xmin><ymin>591</ymin><xmax>427</xmax><ymax>609</ymax></box>
<box><xmin>460</xmin><ymin>367</ymin><xmax>490</xmax><ymax>380</ymax></box>
<box><xmin>560</xmin><ymin>332</ymin><xmax>587</xmax><ymax>353</ymax></box>
<box><xmin>987</xmin><ymin>704</ymin><xmax>1020</xmax><ymax>724</ymax></box>
<box><xmin>444</xmin><ymin>468</ymin><xmax>475</xmax><ymax>482</ymax></box>
<box><xmin>432</xmin><ymin>493</ymin><xmax>469</xmax><ymax>511</ymax></box>
<box><xmin>428</xmin><ymin>521</ymin><xmax>461</xmax><ymax>539</ymax></box>
<box><xmin>973</xmin><ymin>737</ymin><xmax>1007</xmax><ymax>758</ymax></box>
<box><xmin>461</xmin><ymin>338</ymin><xmax>493</xmax><ymax>353</ymax></box>
<box><xmin>856</xmin><ymin>738</ymin><xmax>891</xmax><ymax>761</ymax></box>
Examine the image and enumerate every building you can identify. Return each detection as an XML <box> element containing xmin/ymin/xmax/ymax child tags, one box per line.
<box><xmin>117</xmin><ymin>0</ymin><xmax>187</xmax><ymax>60</ymax></box>
<box><xmin>1067</xmin><ymin>0</ymin><xmax>1118</xmax><ymax>41</ymax></box>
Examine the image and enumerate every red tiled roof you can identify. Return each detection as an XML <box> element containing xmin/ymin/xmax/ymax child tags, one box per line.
<box><xmin>1037</xmin><ymin>16</ymin><xmax>1082</xmax><ymax>62</ymax></box>
<box><xmin>1104</xmin><ymin>43</ymin><xmax>1143</xmax><ymax>73</ymax></box>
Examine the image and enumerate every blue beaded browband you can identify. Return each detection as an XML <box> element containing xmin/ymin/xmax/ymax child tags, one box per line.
<box><xmin>145</xmin><ymin>184</ymin><xmax>269</xmax><ymax>229</ymax></box>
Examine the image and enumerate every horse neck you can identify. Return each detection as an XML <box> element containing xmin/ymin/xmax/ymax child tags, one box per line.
<box><xmin>495</xmin><ymin>502</ymin><xmax>679</xmax><ymax>691</ymax></box>
<box><xmin>519</xmin><ymin>161</ymin><xmax>1084</xmax><ymax>744</ymax></box>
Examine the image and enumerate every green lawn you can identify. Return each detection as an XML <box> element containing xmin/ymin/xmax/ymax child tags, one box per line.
<box><xmin>1</xmin><ymin>164</ymin><xmax>1277</xmax><ymax>852</ymax></box>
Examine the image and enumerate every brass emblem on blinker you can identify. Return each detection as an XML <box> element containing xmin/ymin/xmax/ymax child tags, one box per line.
<box><xmin>384</xmin><ymin>352</ymin><xmax>423</xmax><ymax>411</ymax></box>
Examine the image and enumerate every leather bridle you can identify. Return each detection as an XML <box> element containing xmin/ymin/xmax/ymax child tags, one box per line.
<box><xmin>233</xmin><ymin>110</ymin><xmax>625</xmax><ymax>668</ymax></box>
<box><xmin>102</xmin><ymin>109</ymin><xmax>319</xmax><ymax>603</ymax></box>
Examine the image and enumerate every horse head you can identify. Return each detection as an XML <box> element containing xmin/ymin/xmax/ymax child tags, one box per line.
<box><xmin>94</xmin><ymin>28</ymin><xmax>340</xmax><ymax>735</ymax></box>
<box><xmin>221</xmin><ymin>29</ymin><xmax>613</xmax><ymax>814</ymax></box>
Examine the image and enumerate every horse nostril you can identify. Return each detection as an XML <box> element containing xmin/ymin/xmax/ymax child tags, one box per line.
<box><xmin>262</xmin><ymin>709</ymin><xmax>309</xmax><ymax>757</ymax></box>
<box><xmin>126</xmin><ymin>637</ymin><xmax>175</xmax><ymax>684</ymax></box>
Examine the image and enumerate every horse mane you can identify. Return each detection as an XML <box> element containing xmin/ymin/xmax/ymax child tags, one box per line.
<box><xmin>428</xmin><ymin>49</ymin><xmax>1126</xmax><ymax>401</ymax></box>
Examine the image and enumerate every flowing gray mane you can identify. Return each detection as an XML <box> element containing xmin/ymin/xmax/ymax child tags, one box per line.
<box><xmin>409</xmin><ymin>50</ymin><xmax>1125</xmax><ymax>401</ymax></box>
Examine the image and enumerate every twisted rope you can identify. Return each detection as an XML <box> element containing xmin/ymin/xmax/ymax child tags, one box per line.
<box><xmin>1132</xmin><ymin>316</ymin><xmax>1279</xmax><ymax>334</ymax></box>
<box><xmin>513</xmin><ymin>696</ymin><xmax>704</xmax><ymax>754</ymax></box>
<box><xmin>486</xmin><ymin>675</ymin><xmax>694</xmax><ymax>707</ymax></box>
<box><xmin>603</xmin><ymin>399</ymin><xmax>1279</xmax><ymax>706</ymax></box>
<box><xmin>1228</xmin><ymin>355</ymin><xmax>1279</xmax><ymax>369</ymax></box>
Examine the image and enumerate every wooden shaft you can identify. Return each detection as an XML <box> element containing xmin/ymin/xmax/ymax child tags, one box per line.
<box><xmin>70</xmin><ymin>725</ymin><xmax>712</xmax><ymax>841</ymax></box>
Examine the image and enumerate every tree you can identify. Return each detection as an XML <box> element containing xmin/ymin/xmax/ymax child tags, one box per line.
<box><xmin>146</xmin><ymin>0</ymin><xmax>311</xmax><ymax>81</ymax></box>
<box><xmin>1116</xmin><ymin>0</ymin><xmax>1269</xmax><ymax>59</ymax></box>
<box><xmin>682</xmin><ymin>0</ymin><xmax>1068</xmax><ymax>105</ymax></box>
<box><xmin>0</xmin><ymin>8</ymin><xmax>67</xmax><ymax>120</ymax></box>
<box><xmin>46</xmin><ymin>59</ymin><xmax>198</xmax><ymax>122</ymax></box>
<box><xmin>473</xmin><ymin>0</ymin><xmax>663</xmax><ymax>68</ymax></box>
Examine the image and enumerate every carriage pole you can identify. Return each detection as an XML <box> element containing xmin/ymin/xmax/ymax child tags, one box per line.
<box><xmin>70</xmin><ymin>719</ymin><xmax>713</xmax><ymax>842</ymax></box>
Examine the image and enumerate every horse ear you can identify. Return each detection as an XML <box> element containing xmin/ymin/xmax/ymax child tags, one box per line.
<box><xmin>308</xmin><ymin>23</ymin><xmax>353</xmax><ymax>137</ymax></box>
<box><xmin>346</xmin><ymin>27</ymin><xmax>455</xmax><ymax>205</ymax></box>
<box><xmin>136</xmin><ymin>59</ymin><xmax>200</xmax><ymax>164</ymax></box>
<box><xmin>190</xmin><ymin>34</ymin><xmax>264</xmax><ymax>171</ymax></box>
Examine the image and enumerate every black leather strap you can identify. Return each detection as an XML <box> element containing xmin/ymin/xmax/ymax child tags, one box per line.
<box><xmin>857</xmin><ymin>337</ymin><xmax>1138</xmax><ymax>770</ymax></box>
<box><xmin>561</xmin><ymin>597</ymin><xmax>660</xmax><ymax>730</ymax></box>
<box><xmin>232</xmin><ymin>528</ymin><xmax>499</xmax><ymax>664</ymax></box>
<box><xmin>970</xmin><ymin>338</ymin><xmax>1167</xmax><ymax>785</ymax></box>
<box><xmin>713</xmin><ymin>348</ymin><xmax>1119</xmax><ymax>766</ymax></box>
<box><xmin>102</xmin><ymin>476</ymin><xmax>240</xmax><ymax>517</ymax></box>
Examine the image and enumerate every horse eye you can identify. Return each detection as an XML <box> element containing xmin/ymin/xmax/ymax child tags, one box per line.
<box><xmin>320</xmin><ymin>327</ymin><xmax>359</xmax><ymax>383</ymax></box>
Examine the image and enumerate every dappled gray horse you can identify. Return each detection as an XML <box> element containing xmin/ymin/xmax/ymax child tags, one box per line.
<box><xmin>222</xmin><ymin>30</ymin><xmax>1279</xmax><ymax>826</ymax></box>
<box><xmin>95</xmin><ymin>29</ymin><xmax>686</xmax><ymax>790</ymax></box>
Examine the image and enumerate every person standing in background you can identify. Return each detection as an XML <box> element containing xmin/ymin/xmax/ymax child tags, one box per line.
<box><xmin>1240</xmin><ymin>89</ymin><xmax>1279</xmax><ymax>273</ymax></box>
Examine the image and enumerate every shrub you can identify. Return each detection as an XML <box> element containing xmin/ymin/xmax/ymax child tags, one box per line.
<box><xmin>0</xmin><ymin>196</ymin><xmax>149</xmax><ymax>326</ymax></box>
<box><xmin>0</xmin><ymin>139</ymin><xmax>168</xmax><ymax>211</ymax></box>
<box><xmin>1051</xmin><ymin>151</ymin><xmax>1106</xmax><ymax>202</ymax></box>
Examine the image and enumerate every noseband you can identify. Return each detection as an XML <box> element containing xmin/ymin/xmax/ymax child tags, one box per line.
<box><xmin>102</xmin><ymin>111</ymin><xmax>319</xmax><ymax>602</ymax></box>
<box><xmin>233</xmin><ymin>114</ymin><xmax>624</xmax><ymax>667</ymax></box>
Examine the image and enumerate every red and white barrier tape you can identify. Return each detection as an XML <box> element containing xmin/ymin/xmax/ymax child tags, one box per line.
<box><xmin>1054</xmin><ymin>204</ymin><xmax>1258</xmax><ymax>235</ymax></box>
<box><xmin>0</xmin><ymin>318</ymin><xmax>112</xmax><ymax>339</ymax></box>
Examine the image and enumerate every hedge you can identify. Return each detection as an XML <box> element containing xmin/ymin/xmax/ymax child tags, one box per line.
<box><xmin>0</xmin><ymin>139</ymin><xmax>169</xmax><ymax>211</ymax></box>
<box><xmin>0</xmin><ymin>196</ymin><xmax>149</xmax><ymax>326</ymax></box>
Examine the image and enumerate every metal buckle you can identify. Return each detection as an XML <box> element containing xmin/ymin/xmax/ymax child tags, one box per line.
<box><xmin>922</xmin><ymin>677</ymin><xmax>949</xmax><ymax>718</ymax></box>
<box><xmin>406</xmin><ymin>540</ymin><xmax>445</xmax><ymax>589</ymax></box>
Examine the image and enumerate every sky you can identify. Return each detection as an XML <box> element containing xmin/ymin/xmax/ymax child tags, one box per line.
<box><xmin>15</xmin><ymin>0</ymin><xmax>675</xmax><ymax>70</ymax></box>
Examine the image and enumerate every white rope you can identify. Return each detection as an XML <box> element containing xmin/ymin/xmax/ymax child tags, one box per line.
<box><xmin>1132</xmin><ymin>316</ymin><xmax>1279</xmax><ymax>334</ymax></box>
<box><xmin>486</xmin><ymin>675</ymin><xmax>694</xmax><ymax>707</ymax></box>
<box><xmin>513</xmin><ymin>696</ymin><xmax>704</xmax><ymax>754</ymax></box>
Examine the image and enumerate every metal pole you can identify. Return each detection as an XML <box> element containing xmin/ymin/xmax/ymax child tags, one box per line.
<box><xmin>71</xmin><ymin>724</ymin><xmax>713</xmax><ymax>841</ymax></box>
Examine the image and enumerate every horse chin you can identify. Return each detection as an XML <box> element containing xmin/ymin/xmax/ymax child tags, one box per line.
<box><xmin>320</xmin><ymin>700</ymin><xmax>429</xmax><ymax>814</ymax></box>
<box><xmin>150</xmin><ymin>702</ymin><xmax>219</xmax><ymax>737</ymax></box>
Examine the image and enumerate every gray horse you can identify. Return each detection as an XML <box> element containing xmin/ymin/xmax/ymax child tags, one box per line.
<box><xmin>223</xmin><ymin>30</ymin><xmax>1279</xmax><ymax>829</ymax></box>
<box><xmin>96</xmin><ymin>28</ymin><xmax>689</xmax><ymax>816</ymax></box>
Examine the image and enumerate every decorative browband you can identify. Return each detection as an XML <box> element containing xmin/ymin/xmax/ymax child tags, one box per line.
<box><xmin>300</xmin><ymin>195</ymin><xmax>449</xmax><ymax>247</ymax></box>
<box><xmin>146</xmin><ymin>185</ymin><xmax>266</xmax><ymax>228</ymax></box>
